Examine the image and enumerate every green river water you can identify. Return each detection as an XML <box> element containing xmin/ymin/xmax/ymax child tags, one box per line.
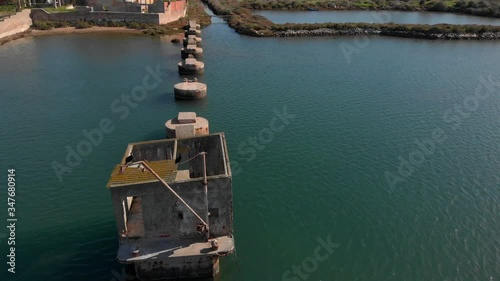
<box><xmin>0</xmin><ymin>13</ymin><xmax>499</xmax><ymax>281</ymax></box>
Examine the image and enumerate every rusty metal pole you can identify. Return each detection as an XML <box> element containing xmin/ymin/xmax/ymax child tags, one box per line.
<box><xmin>201</xmin><ymin>152</ymin><xmax>209</xmax><ymax>241</ymax></box>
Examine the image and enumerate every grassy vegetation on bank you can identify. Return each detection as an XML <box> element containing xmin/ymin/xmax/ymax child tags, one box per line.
<box><xmin>0</xmin><ymin>3</ymin><xmax>17</xmax><ymax>17</ymax></box>
<box><xmin>272</xmin><ymin>21</ymin><xmax>500</xmax><ymax>33</ymax></box>
<box><xmin>205</xmin><ymin>0</ymin><xmax>500</xmax><ymax>20</ymax></box>
<box><xmin>32</xmin><ymin>20</ymin><xmax>186</xmax><ymax>35</ymax></box>
<box><xmin>242</xmin><ymin>0</ymin><xmax>500</xmax><ymax>18</ymax></box>
<box><xmin>202</xmin><ymin>0</ymin><xmax>500</xmax><ymax>38</ymax></box>
<box><xmin>169</xmin><ymin>0</ymin><xmax>211</xmax><ymax>28</ymax></box>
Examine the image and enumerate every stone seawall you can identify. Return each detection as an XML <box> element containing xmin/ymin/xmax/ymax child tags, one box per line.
<box><xmin>0</xmin><ymin>10</ymin><xmax>32</xmax><ymax>40</ymax></box>
<box><xmin>272</xmin><ymin>28</ymin><xmax>500</xmax><ymax>40</ymax></box>
<box><xmin>31</xmin><ymin>2</ymin><xmax>187</xmax><ymax>25</ymax></box>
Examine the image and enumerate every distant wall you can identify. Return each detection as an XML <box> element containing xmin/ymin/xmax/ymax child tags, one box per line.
<box><xmin>110</xmin><ymin>177</ymin><xmax>233</xmax><ymax>240</ymax></box>
<box><xmin>85</xmin><ymin>0</ymin><xmax>185</xmax><ymax>14</ymax></box>
<box><xmin>88</xmin><ymin>11</ymin><xmax>159</xmax><ymax>22</ymax></box>
<box><xmin>148</xmin><ymin>0</ymin><xmax>165</xmax><ymax>13</ymax></box>
<box><xmin>87</xmin><ymin>0</ymin><xmax>127</xmax><ymax>12</ymax></box>
<box><xmin>31</xmin><ymin>9</ymin><xmax>85</xmax><ymax>22</ymax></box>
<box><xmin>31</xmin><ymin>0</ymin><xmax>186</xmax><ymax>24</ymax></box>
<box><xmin>0</xmin><ymin>10</ymin><xmax>32</xmax><ymax>40</ymax></box>
<box><xmin>31</xmin><ymin>8</ymin><xmax>160</xmax><ymax>24</ymax></box>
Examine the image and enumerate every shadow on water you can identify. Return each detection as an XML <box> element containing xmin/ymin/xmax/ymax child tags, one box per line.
<box><xmin>179</xmin><ymin>74</ymin><xmax>206</xmax><ymax>82</ymax></box>
<box><xmin>174</xmin><ymin>96</ymin><xmax>209</xmax><ymax>106</ymax></box>
<box><xmin>154</xmin><ymin>91</ymin><xmax>176</xmax><ymax>104</ymax></box>
<box><xmin>140</xmin><ymin>129</ymin><xmax>167</xmax><ymax>141</ymax></box>
<box><xmin>152</xmin><ymin>90</ymin><xmax>209</xmax><ymax>108</ymax></box>
<box><xmin>52</xmin><ymin>220</ymin><xmax>228</xmax><ymax>281</ymax></box>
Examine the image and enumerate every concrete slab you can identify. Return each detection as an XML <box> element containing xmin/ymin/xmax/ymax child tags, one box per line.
<box><xmin>176</xmin><ymin>124</ymin><xmax>196</xmax><ymax>139</ymax></box>
<box><xmin>178</xmin><ymin>112</ymin><xmax>197</xmax><ymax>123</ymax></box>
<box><xmin>117</xmin><ymin>235</ymin><xmax>235</xmax><ymax>262</ymax></box>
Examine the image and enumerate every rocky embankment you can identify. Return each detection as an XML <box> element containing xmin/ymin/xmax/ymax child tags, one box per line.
<box><xmin>272</xmin><ymin>28</ymin><xmax>500</xmax><ymax>40</ymax></box>
<box><xmin>202</xmin><ymin>0</ymin><xmax>500</xmax><ymax>40</ymax></box>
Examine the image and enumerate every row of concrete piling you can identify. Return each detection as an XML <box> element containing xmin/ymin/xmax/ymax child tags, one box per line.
<box><xmin>173</xmin><ymin>20</ymin><xmax>207</xmax><ymax>100</ymax></box>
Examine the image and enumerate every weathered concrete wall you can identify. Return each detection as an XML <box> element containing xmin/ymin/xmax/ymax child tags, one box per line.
<box><xmin>88</xmin><ymin>11</ymin><xmax>159</xmax><ymax>22</ymax></box>
<box><xmin>148</xmin><ymin>0</ymin><xmax>165</xmax><ymax>13</ymax></box>
<box><xmin>110</xmin><ymin>177</ymin><xmax>233</xmax><ymax>240</ymax></box>
<box><xmin>31</xmin><ymin>8</ymin><xmax>161</xmax><ymax>24</ymax></box>
<box><xmin>0</xmin><ymin>10</ymin><xmax>32</xmax><ymax>40</ymax></box>
<box><xmin>135</xmin><ymin>255</ymin><xmax>218</xmax><ymax>280</ymax></box>
<box><xmin>86</xmin><ymin>0</ymin><xmax>175</xmax><ymax>13</ymax></box>
<box><xmin>130</xmin><ymin>135</ymin><xmax>227</xmax><ymax>177</ymax></box>
<box><xmin>130</xmin><ymin>139</ymin><xmax>177</xmax><ymax>162</ymax></box>
<box><xmin>110</xmin><ymin>134</ymin><xmax>233</xmax><ymax>241</ymax></box>
<box><xmin>177</xmin><ymin>135</ymin><xmax>225</xmax><ymax>178</ymax></box>
<box><xmin>31</xmin><ymin>9</ymin><xmax>85</xmax><ymax>22</ymax></box>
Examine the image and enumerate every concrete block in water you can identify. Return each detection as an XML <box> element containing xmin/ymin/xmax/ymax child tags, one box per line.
<box><xmin>173</xmin><ymin>78</ymin><xmax>207</xmax><ymax>100</ymax></box>
<box><xmin>185</xmin><ymin>28</ymin><xmax>201</xmax><ymax>37</ymax></box>
<box><xmin>181</xmin><ymin>45</ymin><xmax>203</xmax><ymax>60</ymax></box>
<box><xmin>165</xmin><ymin>112</ymin><xmax>210</xmax><ymax>138</ymax></box>
<box><xmin>183</xmin><ymin>35</ymin><xmax>202</xmax><ymax>47</ymax></box>
<box><xmin>178</xmin><ymin>57</ymin><xmax>205</xmax><ymax>75</ymax></box>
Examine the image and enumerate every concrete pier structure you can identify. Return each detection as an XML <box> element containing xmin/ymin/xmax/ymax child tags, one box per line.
<box><xmin>181</xmin><ymin>44</ymin><xmax>203</xmax><ymax>60</ymax></box>
<box><xmin>183</xmin><ymin>35</ymin><xmax>202</xmax><ymax>47</ymax></box>
<box><xmin>174</xmin><ymin>78</ymin><xmax>207</xmax><ymax>100</ymax></box>
<box><xmin>185</xmin><ymin>27</ymin><xmax>201</xmax><ymax>37</ymax></box>
<box><xmin>188</xmin><ymin>20</ymin><xmax>201</xmax><ymax>30</ymax></box>
<box><xmin>165</xmin><ymin>112</ymin><xmax>209</xmax><ymax>139</ymax></box>
<box><xmin>106</xmin><ymin>124</ymin><xmax>235</xmax><ymax>280</ymax></box>
<box><xmin>178</xmin><ymin>57</ymin><xmax>205</xmax><ymax>75</ymax></box>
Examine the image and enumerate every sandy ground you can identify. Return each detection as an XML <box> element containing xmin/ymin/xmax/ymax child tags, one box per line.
<box><xmin>30</xmin><ymin>26</ymin><xmax>143</xmax><ymax>36</ymax></box>
<box><xmin>0</xmin><ymin>26</ymin><xmax>185</xmax><ymax>46</ymax></box>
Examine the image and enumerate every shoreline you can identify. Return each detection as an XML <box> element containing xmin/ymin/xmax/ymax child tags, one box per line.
<box><xmin>202</xmin><ymin>0</ymin><xmax>500</xmax><ymax>40</ymax></box>
<box><xmin>270</xmin><ymin>28</ymin><xmax>500</xmax><ymax>40</ymax></box>
<box><xmin>0</xmin><ymin>30</ymin><xmax>31</xmax><ymax>46</ymax></box>
<box><xmin>0</xmin><ymin>26</ymin><xmax>185</xmax><ymax>46</ymax></box>
<box><xmin>0</xmin><ymin>0</ymin><xmax>208</xmax><ymax>46</ymax></box>
<box><xmin>248</xmin><ymin>7</ymin><xmax>500</xmax><ymax>19</ymax></box>
<box><xmin>3</xmin><ymin>1</ymin><xmax>500</xmax><ymax>44</ymax></box>
<box><xmin>30</xmin><ymin>26</ymin><xmax>143</xmax><ymax>36</ymax></box>
<box><xmin>240</xmin><ymin>0</ymin><xmax>500</xmax><ymax>19</ymax></box>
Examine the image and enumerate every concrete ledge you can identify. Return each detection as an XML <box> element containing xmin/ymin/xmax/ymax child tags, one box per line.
<box><xmin>0</xmin><ymin>10</ymin><xmax>32</xmax><ymax>41</ymax></box>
